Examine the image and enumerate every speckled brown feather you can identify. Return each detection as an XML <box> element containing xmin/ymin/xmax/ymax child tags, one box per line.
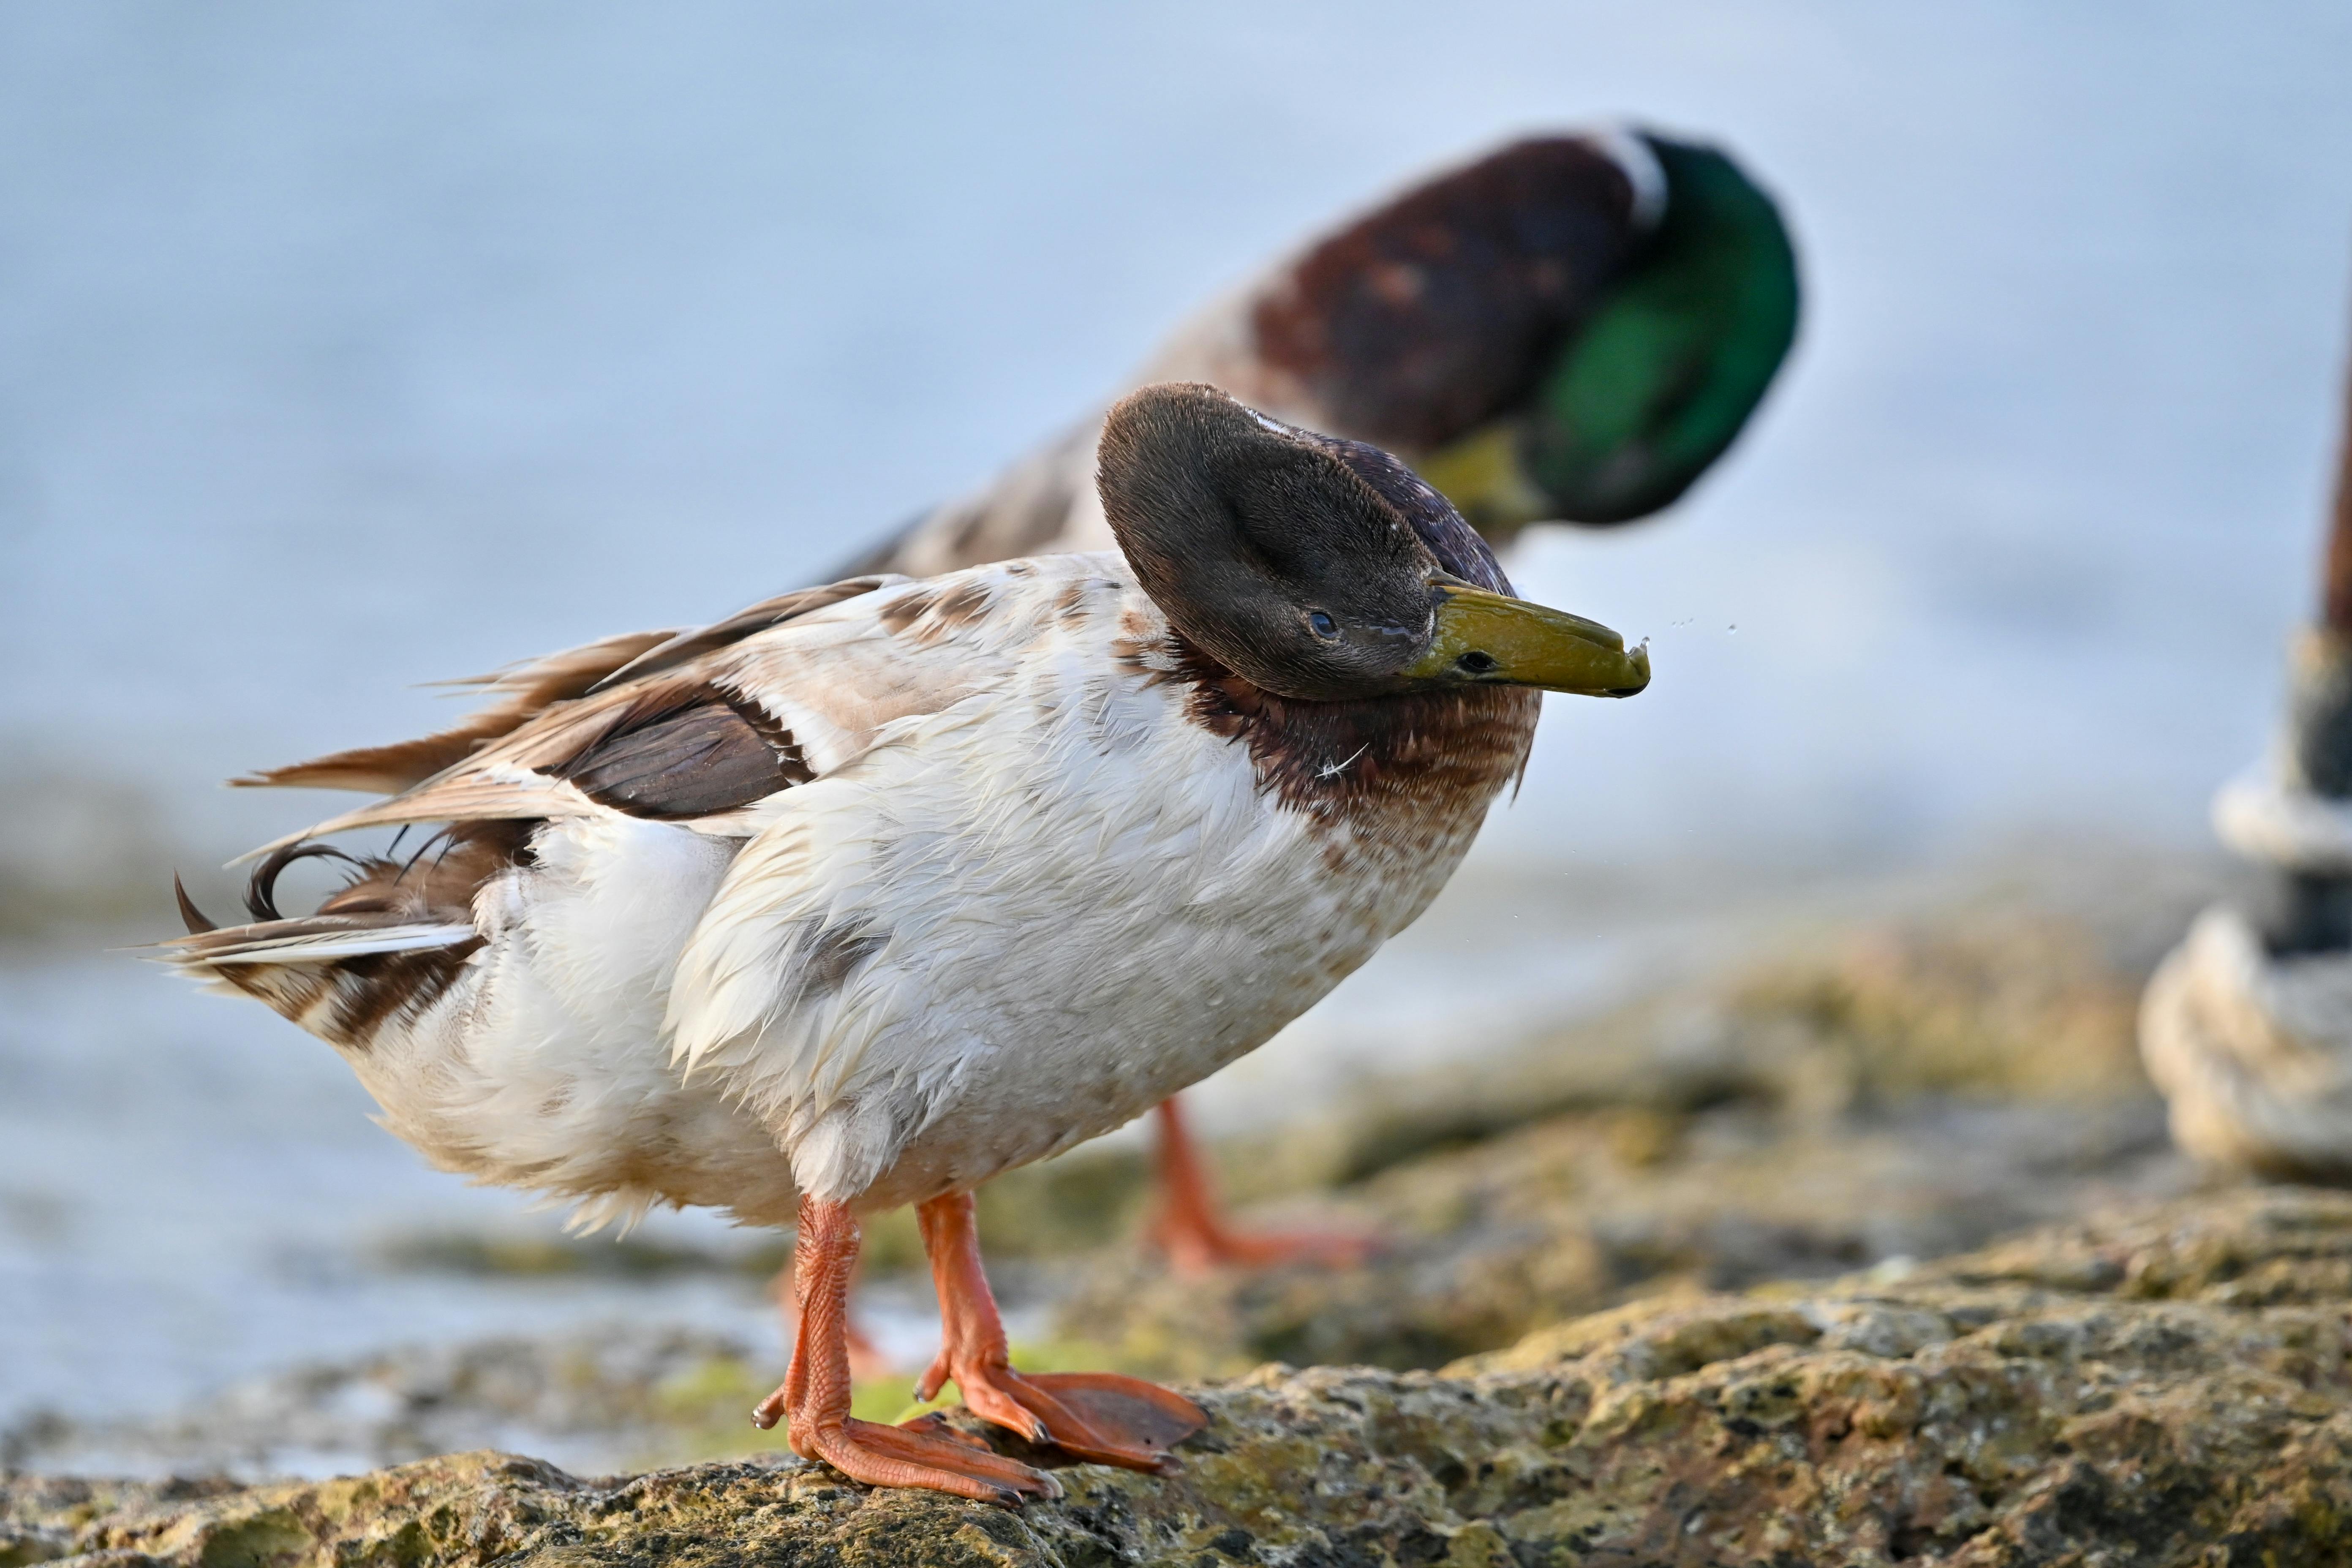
<box><xmin>590</xmin><ymin>577</ymin><xmax>896</xmax><ymax>691</ymax></box>
<box><xmin>236</xmin><ymin>580</ymin><xmax>894</xmax><ymax>801</ymax></box>
<box><xmin>234</xmin><ymin>629</ymin><xmax>681</xmax><ymax>795</ymax></box>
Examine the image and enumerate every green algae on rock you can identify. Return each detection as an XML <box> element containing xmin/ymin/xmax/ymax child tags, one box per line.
<box><xmin>11</xmin><ymin>1187</ymin><xmax>2352</xmax><ymax>1567</ymax></box>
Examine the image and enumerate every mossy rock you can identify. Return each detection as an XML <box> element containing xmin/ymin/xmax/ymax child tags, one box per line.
<box><xmin>14</xmin><ymin>1187</ymin><xmax>2352</xmax><ymax>1566</ymax></box>
<box><xmin>1047</xmin><ymin>904</ymin><xmax>2186</xmax><ymax>1379</ymax></box>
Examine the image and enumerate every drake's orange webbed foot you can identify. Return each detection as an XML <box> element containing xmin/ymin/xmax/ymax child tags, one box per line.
<box><xmin>757</xmin><ymin>1196</ymin><xmax>1060</xmax><ymax>1505</ymax></box>
<box><xmin>1150</xmin><ymin>1097</ymin><xmax>1381</xmax><ymax>1277</ymax></box>
<box><xmin>798</xmin><ymin>1414</ymin><xmax>1060</xmax><ymax>1505</ymax></box>
<box><xmin>918</xmin><ymin>1191</ymin><xmax>1206</xmax><ymax>1471</ymax></box>
<box><xmin>915</xmin><ymin>1358</ymin><xmax>1205</xmax><ymax>1473</ymax></box>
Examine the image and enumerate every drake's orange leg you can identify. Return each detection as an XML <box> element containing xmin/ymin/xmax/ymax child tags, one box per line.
<box><xmin>1148</xmin><ymin>1097</ymin><xmax>1377</xmax><ymax>1276</ymax></box>
<box><xmin>770</xmin><ymin>1256</ymin><xmax>893</xmax><ymax>1380</ymax></box>
<box><xmin>752</xmin><ymin>1195</ymin><xmax>1057</xmax><ymax>1504</ymax></box>
<box><xmin>915</xmin><ymin>1190</ymin><xmax>1205</xmax><ymax>1472</ymax></box>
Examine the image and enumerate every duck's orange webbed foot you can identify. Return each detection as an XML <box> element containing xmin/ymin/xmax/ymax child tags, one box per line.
<box><xmin>792</xmin><ymin>1412</ymin><xmax>1061</xmax><ymax>1504</ymax></box>
<box><xmin>1149</xmin><ymin>1097</ymin><xmax>1381</xmax><ymax>1277</ymax></box>
<box><xmin>756</xmin><ymin>1196</ymin><xmax>1059</xmax><ymax>1505</ymax></box>
<box><xmin>916</xmin><ymin>1361</ymin><xmax>1206</xmax><ymax>1473</ymax></box>
<box><xmin>917</xmin><ymin>1191</ymin><xmax>1206</xmax><ymax>1472</ymax></box>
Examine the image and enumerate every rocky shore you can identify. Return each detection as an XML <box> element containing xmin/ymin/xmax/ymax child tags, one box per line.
<box><xmin>15</xmin><ymin>862</ymin><xmax>2344</xmax><ymax>1564</ymax></box>
<box><xmin>1052</xmin><ymin>898</ymin><xmax>2202</xmax><ymax>1380</ymax></box>
<box><xmin>8</xmin><ymin>1185</ymin><xmax>2350</xmax><ymax>1566</ymax></box>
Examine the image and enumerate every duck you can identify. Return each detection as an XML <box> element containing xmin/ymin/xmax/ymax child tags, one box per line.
<box><xmin>838</xmin><ymin>126</ymin><xmax>1797</xmax><ymax>1269</ymax></box>
<box><xmin>166</xmin><ymin>383</ymin><xmax>1652</xmax><ymax>1501</ymax></box>
<box><xmin>848</xmin><ymin>127</ymin><xmax>1798</xmax><ymax>575</ymax></box>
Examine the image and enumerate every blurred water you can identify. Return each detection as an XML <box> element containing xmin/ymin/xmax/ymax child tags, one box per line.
<box><xmin>5</xmin><ymin>3</ymin><xmax>2350</xmax><ymax>866</ymax></box>
<box><xmin>0</xmin><ymin>954</ymin><xmax>791</xmax><ymax>1426</ymax></box>
<box><xmin>4</xmin><ymin>3</ymin><xmax>2351</xmax><ymax>1443</ymax></box>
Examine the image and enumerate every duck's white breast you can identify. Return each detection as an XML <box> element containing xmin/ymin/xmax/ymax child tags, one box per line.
<box><xmin>668</xmin><ymin>572</ymin><xmax>1494</xmax><ymax>1211</ymax></box>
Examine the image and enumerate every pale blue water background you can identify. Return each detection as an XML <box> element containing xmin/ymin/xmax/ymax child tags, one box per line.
<box><xmin>3</xmin><ymin>3</ymin><xmax>2349</xmax><ymax>1441</ymax></box>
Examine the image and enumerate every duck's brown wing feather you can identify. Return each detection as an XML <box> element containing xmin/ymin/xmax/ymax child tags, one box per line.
<box><xmin>232</xmin><ymin>626</ymin><xmax>682</xmax><ymax>796</ymax></box>
<box><xmin>230</xmin><ymin>576</ymin><xmax>909</xmax><ymax>801</ymax></box>
<box><xmin>231</xmin><ymin>566</ymin><xmax>1034</xmax><ymax>858</ymax></box>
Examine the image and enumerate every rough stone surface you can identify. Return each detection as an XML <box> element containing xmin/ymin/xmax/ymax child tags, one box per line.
<box><xmin>1060</xmin><ymin>910</ymin><xmax>2198</xmax><ymax>1378</ymax></box>
<box><xmin>12</xmin><ymin>1186</ymin><xmax>2352</xmax><ymax>1567</ymax></box>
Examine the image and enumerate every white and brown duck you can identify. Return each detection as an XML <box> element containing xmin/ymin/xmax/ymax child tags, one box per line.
<box><xmin>167</xmin><ymin>384</ymin><xmax>1650</xmax><ymax>1501</ymax></box>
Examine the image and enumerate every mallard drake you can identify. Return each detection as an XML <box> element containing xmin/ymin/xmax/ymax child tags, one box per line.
<box><xmin>850</xmin><ymin>128</ymin><xmax>1798</xmax><ymax>577</ymax></box>
<box><xmin>843</xmin><ymin>126</ymin><xmax>1797</xmax><ymax>1270</ymax></box>
<box><xmin>166</xmin><ymin>384</ymin><xmax>1650</xmax><ymax>1500</ymax></box>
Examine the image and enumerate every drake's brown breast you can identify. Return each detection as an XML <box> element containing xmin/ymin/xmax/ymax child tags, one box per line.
<box><xmin>1160</xmin><ymin>639</ymin><xmax>1540</xmax><ymax>867</ymax></box>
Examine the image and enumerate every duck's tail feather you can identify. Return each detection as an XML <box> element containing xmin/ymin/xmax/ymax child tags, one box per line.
<box><xmin>159</xmin><ymin>822</ymin><xmax>526</xmax><ymax>1051</ymax></box>
<box><xmin>167</xmin><ymin>917</ymin><xmax>480</xmax><ymax>966</ymax></box>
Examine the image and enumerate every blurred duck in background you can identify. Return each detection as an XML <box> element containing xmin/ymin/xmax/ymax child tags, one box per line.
<box><xmin>840</xmin><ymin>126</ymin><xmax>1800</xmax><ymax>1273</ymax></box>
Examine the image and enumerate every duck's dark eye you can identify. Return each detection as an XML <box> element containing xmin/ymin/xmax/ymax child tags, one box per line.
<box><xmin>1307</xmin><ymin>610</ymin><xmax>1339</xmax><ymax>640</ymax></box>
<box><xmin>1456</xmin><ymin>650</ymin><xmax>1499</xmax><ymax>675</ymax></box>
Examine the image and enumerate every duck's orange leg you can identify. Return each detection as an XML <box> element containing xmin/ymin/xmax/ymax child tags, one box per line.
<box><xmin>1147</xmin><ymin>1097</ymin><xmax>1377</xmax><ymax>1276</ymax></box>
<box><xmin>752</xmin><ymin>1195</ymin><xmax>1058</xmax><ymax>1504</ymax></box>
<box><xmin>770</xmin><ymin>1256</ymin><xmax>893</xmax><ymax>1380</ymax></box>
<box><xmin>915</xmin><ymin>1190</ymin><xmax>1205</xmax><ymax>1472</ymax></box>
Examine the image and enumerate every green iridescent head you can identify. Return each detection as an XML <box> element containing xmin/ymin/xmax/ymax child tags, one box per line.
<box><xmin>1418</xmin><ymin>133</ymin><xmax>1800</xmax><ymax>533</ymax></box>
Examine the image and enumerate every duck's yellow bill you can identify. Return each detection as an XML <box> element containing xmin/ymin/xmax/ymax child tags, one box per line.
<box><xmin>1404</xmin><ymin>583</ymin><xmax>1651</xmax><ymax>697</ymax></box>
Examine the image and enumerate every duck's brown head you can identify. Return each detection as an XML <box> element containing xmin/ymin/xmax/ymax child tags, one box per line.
<box><xmin>1098</xmin><ymin>383</ymin><xmax>1650</xmax><ymax>705</ymax></box>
